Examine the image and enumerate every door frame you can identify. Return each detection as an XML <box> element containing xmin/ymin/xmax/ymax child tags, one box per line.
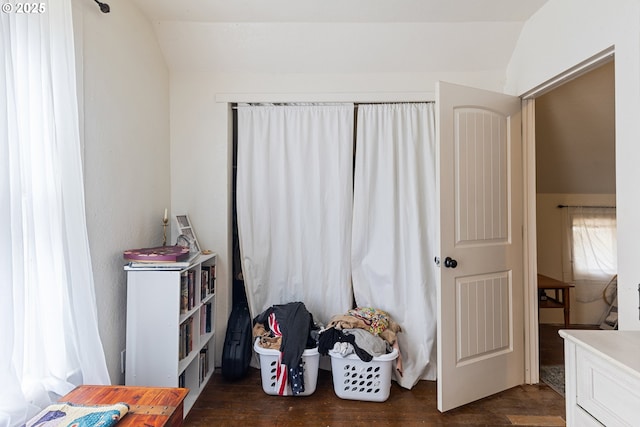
<box><xmin>520</xmin><ymin>47</ymin><xmax>615</xmax><ymax>384</ymax></box>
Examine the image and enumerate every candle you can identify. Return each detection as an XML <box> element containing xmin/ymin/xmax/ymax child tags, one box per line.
<box><xmin>163</xmin><ymin>208</ymin><xmax>168</xmax><ymax>222</ymax></box>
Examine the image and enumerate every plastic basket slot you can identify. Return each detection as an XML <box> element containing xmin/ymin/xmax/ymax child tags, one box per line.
<box><xmin>329</xmin><ymin>349</ymin><xmax>397</xmax><ymax>402</ymax></box>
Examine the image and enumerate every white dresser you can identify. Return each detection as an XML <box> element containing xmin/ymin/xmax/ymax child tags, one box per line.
<box><xmin>560</xmin><ymin>330</ymin><xmax>640</xmax><ymax>427</ymax></box>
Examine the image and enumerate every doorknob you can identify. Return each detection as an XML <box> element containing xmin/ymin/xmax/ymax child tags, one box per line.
<box><xmin>444</xmin><ymin>257</ymin><xmax>458</xmax><ymax>269</ymax></box>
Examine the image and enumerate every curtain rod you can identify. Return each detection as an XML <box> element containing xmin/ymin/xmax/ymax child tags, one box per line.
<box><xmin>231</xmin><ymin>101</ymin><xmax>433</xmax><ymax>110</ymax></box>
<box><xmin>557</xmin><ymin>204</ymin><xmax>615</xmax><ymax>209</ymax></box>
<box><xmin>93</xmin><ymin>0</ymin><xmax>110</xmax><ymax>13</ymax></box>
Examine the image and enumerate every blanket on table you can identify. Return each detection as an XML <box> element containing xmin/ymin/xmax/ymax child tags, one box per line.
<box><xmin>22</xmin><ymin>402</ymin><xmax>129</xmax><ymax>427</ymax></box>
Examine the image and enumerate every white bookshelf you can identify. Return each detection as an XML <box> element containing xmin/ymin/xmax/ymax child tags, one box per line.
<box><xmin>124</xmin><ymin>252</ymin><xmax>217</xmax><ymax>416</ymax></box>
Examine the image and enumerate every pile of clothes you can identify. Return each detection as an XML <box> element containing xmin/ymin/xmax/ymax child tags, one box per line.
<box><xmin>253</xmin><ymin>301</ymin><xmax>319</xmax><ymax>396</ymax></box>
<box><xmin>319</xmin><ymin>307</ymin><xmax>403</xmax><ymax>376</ymax></box>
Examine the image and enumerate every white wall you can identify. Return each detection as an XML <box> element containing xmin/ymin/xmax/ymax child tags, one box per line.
<box><xmin>536</xmin><ymin>194</ymin><xmax>616</xmax><ymax>325</ymax></box>
<box><xmin>506</xmin><ymin>0</ymin><xmax>640</xmax><ymax>330</ymax></box>
<box><xmin>72</xmin><ymin>0</ymin><xmax>170</xmax><ymax>383</ymax></box>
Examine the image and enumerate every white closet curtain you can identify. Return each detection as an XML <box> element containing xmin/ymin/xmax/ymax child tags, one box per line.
<box><xmin>351</xmin><ymin>103</ymin><xmax>438</xmax><ymax>388</ymax></box>
<box><xmin>0</xmin><ymin>2</ymin><xmax>110</xmax><ymax>425</ymax></box>
<box><xmin>236</xmin><ymin>104</ymin><xmax>355</xmax><ymax>325</ymax></box>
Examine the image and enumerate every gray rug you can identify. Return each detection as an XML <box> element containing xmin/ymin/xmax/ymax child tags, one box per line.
<box><xmin>540</xmin><ymin>364</ymin><xmax>565</xmax><ymax>396</ymax></box>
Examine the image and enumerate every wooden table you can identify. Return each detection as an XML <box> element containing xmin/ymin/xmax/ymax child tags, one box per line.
<box><xmin>60</xmin><ymin>385</ymin><xmax>188</xmax><ymax>427</ymax></box>
<box><xmin>538</xmin><ymin>274</ymin><xmax>574</xmax><ymax>327</ymax></box>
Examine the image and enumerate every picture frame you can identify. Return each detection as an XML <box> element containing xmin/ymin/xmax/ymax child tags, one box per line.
<box><xmin>175</xmin><ymin>214</ymin><xmax>201</xmax><ymax>254</ymax></box>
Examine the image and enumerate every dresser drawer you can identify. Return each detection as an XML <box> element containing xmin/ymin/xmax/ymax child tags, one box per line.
<box><xmin>576</xmin><ymin>346</ymin><xmax>640</xmax><ymax>427</ymax></box>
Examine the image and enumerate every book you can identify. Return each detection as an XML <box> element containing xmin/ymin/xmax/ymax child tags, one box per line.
<box><xmin>188</xmin><ymin>270</ymin><xmax>196</xmax><ymax>310</ymax></box>
<box><xmin>123</xmin><ymin>245</ymin><xmax>190</xmax><ymax>262</ymax></box>
<box><xmin>205</xmin><ymin>302</ymin><xmax>212</xmax><ymax>333</ymax></box>
<box><xmin>125</xmin><ymin>252</ymin><xmax>201</xmax><ymax>270</ymax></box>
<box><xmin>201</xmin><ymin>267</ymin><xmax>210</xmax><ymax>299</ymax></box>
<box><xmin>126</xmin><ymin>261</ymin><xmax>190</xmax><ymax>270</ymax></box>
<box><xmin>180</xmin><ymin>275</ymin><xmax>188</xmax><ymax>314</ymax></box>
<box><xmin>210</xmin><ymin>265</ymin><xmax>216</xmax><ymax>294</ymax></box>
<box><xmin>199</xmin><ymin>344</ymin><xmax>209</xmax><ymax>385</ymax></box>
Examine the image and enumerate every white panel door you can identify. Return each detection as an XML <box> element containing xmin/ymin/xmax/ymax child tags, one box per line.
<box><xmin>436</xmin><ymin>81</ymin><xmax>524</xmax><ymax>412</ymax></box>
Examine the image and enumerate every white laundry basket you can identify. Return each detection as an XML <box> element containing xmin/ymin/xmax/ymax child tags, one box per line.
<box><xmin>253</xmin><ymin>339</ymin><xmax>319</xmax><ymax>396</ymax></box>
<box><xmin>329</xmin><ymin>348</ymin><xmax>398</xmax><ymax>402</ymax></box>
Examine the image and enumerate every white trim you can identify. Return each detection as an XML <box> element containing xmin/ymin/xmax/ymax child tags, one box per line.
<box><xmin>215</xmin><ymin>91</ymin><xmax>435</xmax><ymax>103</ymax></box>
<box><xmin>521</xmin><ymin>47</ymin><xmax>614</xmax><ymax>99</ymax></box>
<box><xmin>521</xmin><ymin>46</ymin><xmax>616</xmax><ymax>385</ymax></box>
<box><xmin>522</xmin><ymin>98</ymin><xmax>539</xmax><ymax>384</ymax></box>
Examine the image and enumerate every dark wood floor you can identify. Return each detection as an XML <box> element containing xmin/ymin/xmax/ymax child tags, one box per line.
<box><xmin>538</xmin><ymin>323</ymin><xmax>599</xmax><ymax>366</ymax></box>
<box><xmin>539</xmin><ymin>323</ymin><xmax>567</xmax><ymax>366</ymax></box>
<box><xmin>184</xmin><ymin>325</ymin><xmax>577</xmax><ymax>427</ymax></box>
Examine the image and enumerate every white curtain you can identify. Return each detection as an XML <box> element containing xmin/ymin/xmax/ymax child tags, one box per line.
<box><xmin>564</xmin><ymin>207</ymin><xmax>617</xmax><ymax>303</ymax></box>
<box><xmin>0</xmin><ymin>2</ymin><xmax>110</xmax><ymax>426</ymax></box>
<box><xmin>236</xmin><ymin>104</ymin><xmax>355</xmax><ymax>325</ymax></box>
<box><xmin>351</xmin><ymin>103</ymin><xmax>438</xmax><ymax>388</ymax></box>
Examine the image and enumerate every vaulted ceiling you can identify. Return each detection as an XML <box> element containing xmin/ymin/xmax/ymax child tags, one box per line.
<box><xmin>130</xmin><ymin>0</ymin><xmax>549</xmax><ymax>73</ymax></box>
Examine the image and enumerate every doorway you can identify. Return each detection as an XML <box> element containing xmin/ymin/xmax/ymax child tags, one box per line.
<box><xmin>533</xmin><ymin>59</ymin><xmax>616</xmax><ymax>390</ymax></box>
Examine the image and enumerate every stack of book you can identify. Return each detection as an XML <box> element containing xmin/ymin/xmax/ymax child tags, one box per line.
<box><xmin>123</xmin><ymin>245</ymin><xmax>197</xmax><ymax>270</ymax></box>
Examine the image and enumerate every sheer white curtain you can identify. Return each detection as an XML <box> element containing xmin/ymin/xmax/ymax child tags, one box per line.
<box><xmin>0</xmin><ymin>2</ymin><xmax>110</xmax><ymax>425</ymax></box>
<box><xmin>236</xmin><ymin>104</ymin><xmax>355</xmax><ymax>325</ymax></box>
<box><xmin>564</xmin><ymin>207</ymin><xmax>617</xmax><ymax>303</ymax></box>
<box><xmin>351</xmin><ymin>103</ymin><xmax>437</xmax><ymax>388</ymax></box>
